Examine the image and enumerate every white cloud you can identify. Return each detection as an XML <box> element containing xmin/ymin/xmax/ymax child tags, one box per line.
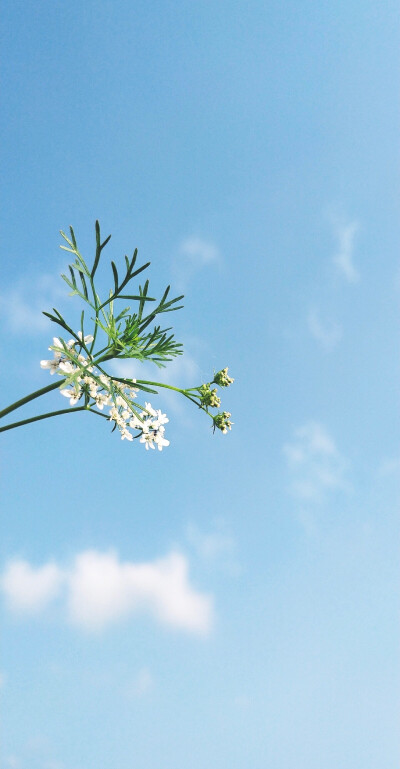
<box><xmin>283</xmin><ymin>422</ymin><xmax>348</xmax><ymax>502</ymax></box>
<box><xmin>179</xmin><ymin>237</ymin><xmax>220</xmax><ymax>266</ymax></box>
<box><xmin>1</xmin><ymin>560</ymin><xmax>64</xmax><ymax>614</ymax></box>
<box><xmin>186</xmin><ymin>521</ymin><xmax>234</xmax><ymax>560</ymax></box>
<box><xmin>0</xmin><ymin>273</ymin><xmax>67</xmax><ymax>334</ymax></box>
<box><xmin>173</xmin><ymin>236</ymin><xmax>221</xmax><ymax>288</ymax></box>
<box><xmin>307</xmin><ymin>309</ymin><xmax>342</xmax><ymax>349</ymax></box>
<box><xmin>332</xmin><ymin>219</ymin><xmax>360</xmax><ymax>283</ymax></box>
<box><xmin>1</xmin><ymin>550</ymin><xmax>213</xmax><ymax>636</ymax></box>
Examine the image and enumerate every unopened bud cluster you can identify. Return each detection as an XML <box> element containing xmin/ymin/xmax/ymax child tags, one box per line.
<box><xmin>213</xmin><ymin>367</ymin><xmax>234</xmax><ymax>387</ymax></box>
<box><xmin>199</xmin><ymin>384</ymin><xmax>221</xmax><ymax>409</ymax></box>
<box><xmin>195</xmin><ymin>368</ymin><xmax>234</xmax><ymax>434</ymax></box>
<box><xmin>213</xmin><ymin>411</ymin><xmax>233</xmax><ymax>434</ymax></box>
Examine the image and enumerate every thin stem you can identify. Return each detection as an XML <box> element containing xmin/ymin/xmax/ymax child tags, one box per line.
<box><xmin>0</xmin><ymin>404</ymin><xmax>112</xmax><ymax>433</ymax></box>
<box><xmin>135</xmin><ymin>379</ymin><xmax>201</xmax><ymax>409</ymax></box>
<box><xmin>0</xmin><ymin>406</ymin><xmax>86</xmax><ymax>433</ymax></box>
<box><xmin>0</xmin><ymin>379</ymin><xmax>66</xmax><ymax>420</ymax></box>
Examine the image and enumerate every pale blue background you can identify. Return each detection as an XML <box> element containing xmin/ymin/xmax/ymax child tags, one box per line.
<box><xmin>1</xmin><ymin>2</ymin><xmax>399</xmax><ymax>768</ymax></box>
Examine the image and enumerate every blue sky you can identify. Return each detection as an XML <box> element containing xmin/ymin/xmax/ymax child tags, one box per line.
<box><xmin>0</xmin><ymin>1</ymin><xmax>399</xmax><ymax>768</ymax></box>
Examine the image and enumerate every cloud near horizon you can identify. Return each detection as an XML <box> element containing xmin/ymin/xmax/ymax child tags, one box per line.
<box><xmin>1</xmin><ymin>550</ymin><xmax>213</xmax><ymax>635</ymax></box>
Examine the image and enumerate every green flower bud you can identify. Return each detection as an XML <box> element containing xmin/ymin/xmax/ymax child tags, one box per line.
<box><xmin>199</xmin><ymin>384</ymin><xmax>221</xmax><ymax>409</ymax></box>
<box><xmin>213</xmin><ymin>411</ymin><xmax>233</xmax><ymax>434</ymax></box>
<box><xmin>213</xmin><ymin>367</ymin><xmax>234</xmax><ymax>387</ymax></box>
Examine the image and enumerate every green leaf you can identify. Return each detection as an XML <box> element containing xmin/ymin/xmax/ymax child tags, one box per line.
<box><xmin>111</xmin><ymin>261</ymin><xmax>119</xmax><ymax>293</ymax></box>
<box><xmin>69</xmin><ymin>226</ymin><xmax>77</xmax><ymax>249</ymax></box>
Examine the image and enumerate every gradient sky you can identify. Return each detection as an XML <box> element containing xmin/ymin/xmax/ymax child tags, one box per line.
<box><xmin>1</xmin><ymin>2</ymin><xmax>399</xmax><ymax>768</ymax></box>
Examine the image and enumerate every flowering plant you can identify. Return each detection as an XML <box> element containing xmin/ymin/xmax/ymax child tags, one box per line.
<box><xmin>0</xmin><ymin>222</ymin><xmax>233</xmax><ymax>450</ymax></box>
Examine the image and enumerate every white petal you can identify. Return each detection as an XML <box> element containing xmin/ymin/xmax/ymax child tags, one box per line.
<box><xmin>60</xmin><ymin>388</ymin><xmax>73</xmax><ymax>398</ymax></box>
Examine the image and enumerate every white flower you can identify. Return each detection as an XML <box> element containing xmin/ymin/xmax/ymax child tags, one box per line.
<box><xmin>89</xmin><ymin>382</ymin><xmax>98</xmax><ymax>398</ymax></box>
<box><xmin>120</xmin><ymin>428</ymin><xmax>133</xmax><ymax>441</ymax></box>
<box><xmin>154</xmin><ymin>431</ymin><xmax>170</xmax><ymax>451</ymax></box>
<box><xmin>138</xmin><ymin>422</ymin><xmax>170</xmax><ymax>451</ymax></box>
<box><xmin>60</xmin><ymin>387</ymin><xmax>81</xmax><ymax>406</ymax></box>
<box><xmin>77</xmin><ymin>332</ymin><xmax>94</xmax><ymax>344</ymax></box>
<box><xmin>40</xmin><ymin>358</ymin><xmax>60</xmax><ymax>375</ymax></box>
<box><xmin>94</xmin><ymin>393</ymin><xmax>111</xmax><ymax>410</ymax></box>
<box><xmin>77</xmin><ymin>354</ymin><xmax>90</xmax><ymax>367</ymax></box>
<box><xmin>58</xmin><ymin>360</ymin><xmax>76</xmax><ymax>374</ymax></box>
<box><xmin>140</xmin><ymin>433</ymin><xmax>156</xmax><ymax>450</ymax></box>
<box><xmin>50</xmin><ymin>337</ymin><xmax>64</xmax><ymax>352</ymax></box>
<box><xmin>152</xmin><ymin>409</ymin><xmax>169</xmax><ymax>428</ymax></box>
<box><xmin>40</xmin><ymin>338</ymin><xmax>64</xmax><ymax>374</ymax></box>
<box><xmin>143</xmin><ymin>402</ymin><xmax>157</xmax><ymax>417</ymax></box>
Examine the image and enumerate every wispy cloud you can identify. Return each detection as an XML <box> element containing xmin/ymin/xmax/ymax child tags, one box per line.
<box><xmin>185</xmin><ymin>520</ymin><xmax>241</xmax><ymax>576</ymax></box>
<box><xmin>173</xmin><ymin>236</ymin><xmax>221</xmax><ymax>288</ymax></box>
<box><xmin>377</xmin><ymin>455</ymin><xmax>400</xmax><ymax>477</ymax></box>
<box><xmin>186</xmin><ymin>521</ymin><xmax>234</xmax><ymax>561</ymax></box>
<box><xmin>283</xmin><ymin>422</ymin><xmax>348</xmax><ymax>502</ymax></box>
<box><xmin>1</xmin><ymin>550</ymin><xmax>213</xmax><ymax>636</ymax></box>
<box><xmin>0</xmin><ymin>273</ymin><xmax>67</xmax><ymax>334</ymax></box>
<box><xmin>126</xmin><ymin>667</ymin><xmax>154</xmax><ymax>698</ymax></box>
<box><xmin>307</xmin><ymin>308</ymin><xmax>342</xmax><ymax>349</ymax></box>
<box><xmin>332</xmin><ymin>219</ymin><xmax>360</xmax><ymax>283</ymax></box>
<box><xmin>179</xmin><ymin>237</ymin><xmax>219</xmax><ymax>265</ymax></box>
<box><xmin>4</xmin><ymin>757</ymin><xmax>20</xmax><ymax>769</ymax></box>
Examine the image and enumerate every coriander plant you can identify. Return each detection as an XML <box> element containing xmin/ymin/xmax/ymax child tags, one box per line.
<box><xmin>0</xmin><ymin>222</ymin><xmax>233</xmax><ymax>450</ymax></box>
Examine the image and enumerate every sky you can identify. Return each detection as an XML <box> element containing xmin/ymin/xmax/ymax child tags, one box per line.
<box><xmin>0</xmin><ymin>1</ymin><xmax>399</xmax><ymax>768</ymax></box>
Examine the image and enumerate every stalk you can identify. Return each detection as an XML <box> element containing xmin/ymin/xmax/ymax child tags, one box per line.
<box><xmin>0</xmin><ymin>380</ymin><xmax>65</xmax><ymax>420</ymax></box>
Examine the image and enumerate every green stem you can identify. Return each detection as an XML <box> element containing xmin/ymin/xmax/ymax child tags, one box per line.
<box><xmin>0</xmin><ymin>404</ymin><xmax>111</xmax><ymax>433</ymax></box>
<box><xmin>135</xmin><ymin>379</ymin><xmax>201</xmax><ymax>409</ymax></box>
<box><xmin>0</xmin><ymin>379</ymin><xmax>66</xmax><ymax>420</ymax></box>
<box><xmin>0</xmin><ymin>405</ymin><xmax>86</xmax><ymax>433</ymax></box>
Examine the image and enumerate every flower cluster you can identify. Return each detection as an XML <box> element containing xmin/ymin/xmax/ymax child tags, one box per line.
<box><xmin>195</xmin><ymin>368</ymin><xmax>234</xmax><ymax>434</ymax></box>
<box><xmin>198</xmin><ymin>384</ymin><xmax>221</xmax><ymax>409</ymax></box>
<box><xmin>40</xmin><ymin>333</ymin><xmax>94</xmax><ymax>377</ymax></box>
<box><xmin>213</xmin><ymin>367</ymin><xmax>234</xmax><ymax>387</ymax></box>
<box><xmin>40</xmin><ymin>336</ymin><xmax>170</xmax><ymax>450</ymax></box>
<box><xmin>213</xmin><ymin>411</ymin><xmax>233</xmax><ymax>434</ymax></box>
<box><xmin>108</xmin><ymin>396</ymin><xmax>169</xmax><ymax>451</ymax></box>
